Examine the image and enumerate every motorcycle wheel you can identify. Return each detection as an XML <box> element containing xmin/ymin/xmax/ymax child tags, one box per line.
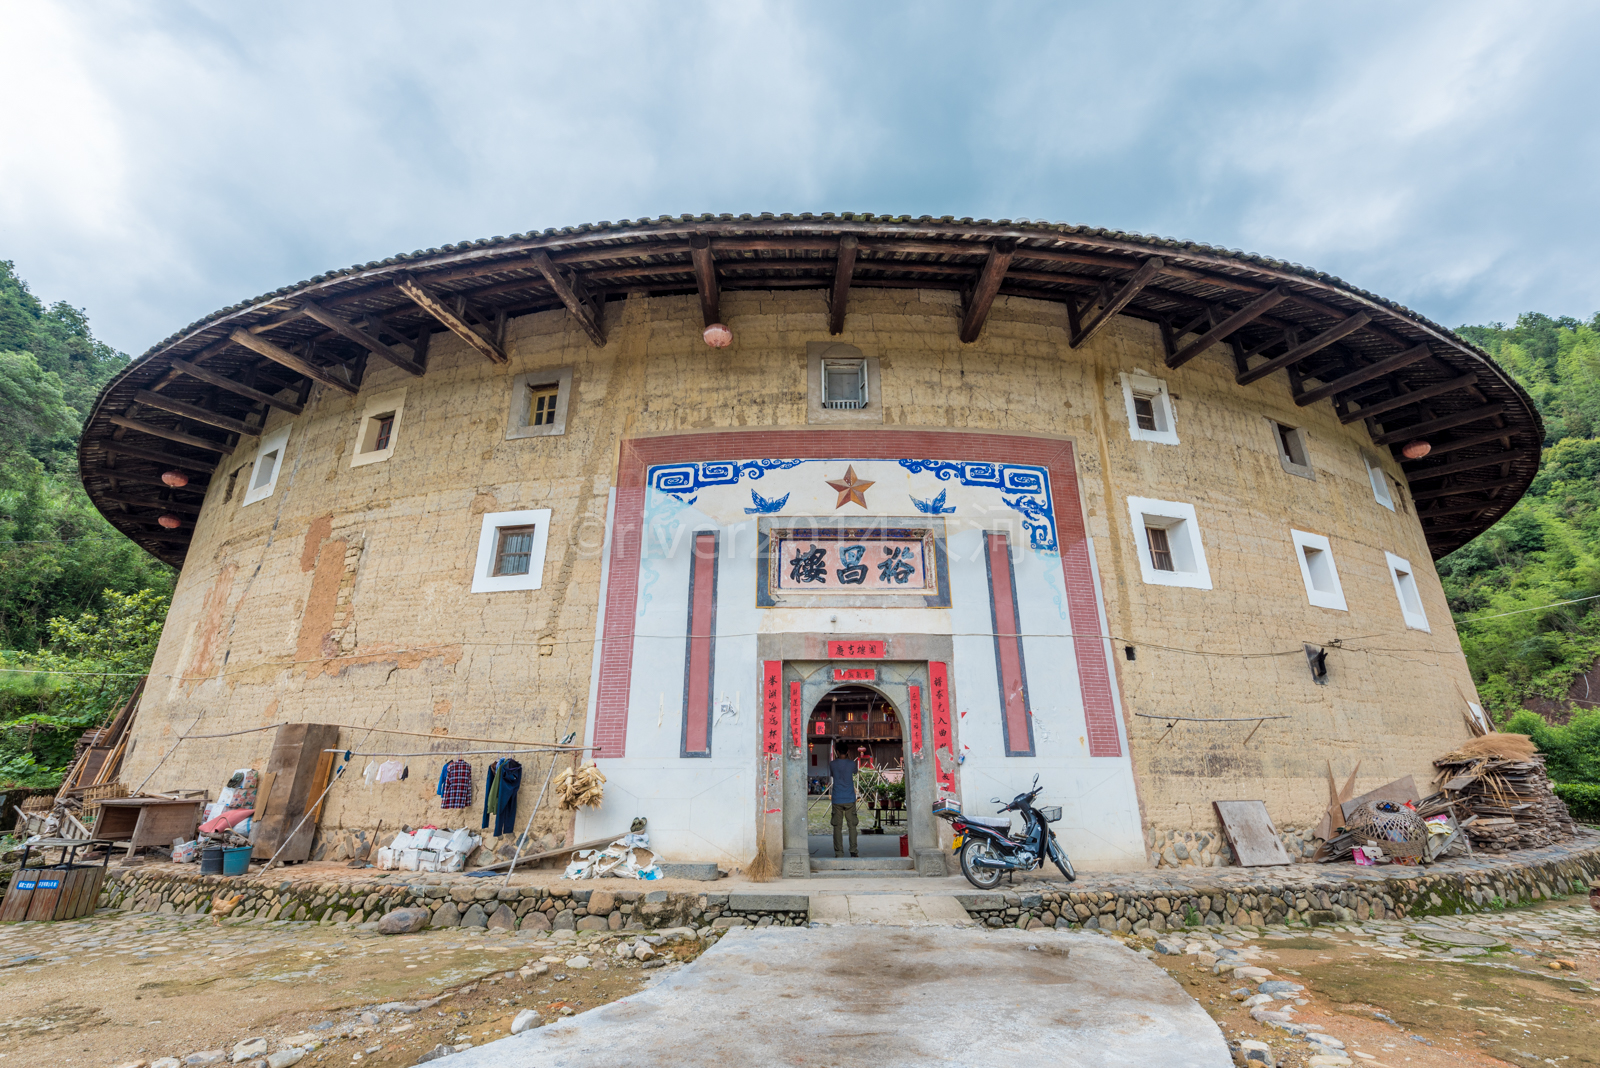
<box><xmin>1048</xmin><ymin>837</ymin><xmax>1076</xmax><ymax>882</ymax></box>
<box><xmin>960</xmin><ymin>838</ymin><xmax>1005</xmax><ymax>890</ymax></box>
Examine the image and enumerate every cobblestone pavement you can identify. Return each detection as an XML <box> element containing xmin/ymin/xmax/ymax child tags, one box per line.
<box><xmin>0</xmin><ymin>909</ymin><xmax>704</xmax><ymax>1068</ymax></box>
<box><xmin>1135</xmin><ymin>896</ymin><xmax>1600</xmax><ymax>1068</ymax></box>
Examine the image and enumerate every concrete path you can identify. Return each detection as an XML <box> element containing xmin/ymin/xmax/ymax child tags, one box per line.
<box><xmin>445</xmin><ymin>926</ymin><xmax>1231</xmax><ymax>1068</ymax></box>
<box><xmin>808</xmin><ymin>892</ymin><xmax>974</xmax><ymax>926</ymax></box>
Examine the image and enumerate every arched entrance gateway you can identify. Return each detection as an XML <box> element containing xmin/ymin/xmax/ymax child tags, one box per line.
<box><xmin>781</xmin><ymin>666</ymin><xmax>942</xmax><ymax>876</ymax></box>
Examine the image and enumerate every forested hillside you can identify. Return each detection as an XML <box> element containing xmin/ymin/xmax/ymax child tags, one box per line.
<box><xmin>0</xmin><ymin>261</ymin><xmax>173</xmax><ymax>786</ymax></box>
<box><xmin>1441</xmin><ymin>313</ymin><xmax>1600</xmax><ymax>789</ymax></box>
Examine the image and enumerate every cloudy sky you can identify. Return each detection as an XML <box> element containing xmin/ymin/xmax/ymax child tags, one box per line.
<box><xmin>3</xmin><ymin>1</ymin><xmax>1596</xmax><ymax>356</ymax></box>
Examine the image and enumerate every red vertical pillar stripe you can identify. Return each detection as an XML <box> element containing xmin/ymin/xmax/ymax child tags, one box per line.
<box><xmin>985</xmin><ymin>531</ymin><xmax>1036</xmax><ymax>757</ymax></box>
<box><xmin>930</xmin><ymin>662</ymin><xmax>955</xmax><ymax>791</ymax></box>
<box><xmin>681</xmin><ymin>532</ymin><xmax>719</xmax><ymax>756</ymax></box>
<box><xmin>908</xmin><ymin>684</ymin><xmax>924</xmax><ymax>754</ymax></box>
<box><xmin>789</xmin><ymin>680</ymin><xmax>802</xmax><ymax>749</ymax></box>
<box><xmin>762</xmin><ymin>661</ymin><xmax>783</xmax><ymax>755</ymax></box>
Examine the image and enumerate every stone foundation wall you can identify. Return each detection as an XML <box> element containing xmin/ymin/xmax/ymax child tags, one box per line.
<box><xmin>96</xmin><ymin>870</ymin><xmax>808</xmax><ymax>932</ymax></box>
<box><xmin>959</xmin><ymin>844</ymin><xmax>1600</xmax><ymax>931</ymax></box>
<box><xmin>1148</xmin><ymin>826</ymin><xmax>1321</xmax><ymax>868</ymax></box>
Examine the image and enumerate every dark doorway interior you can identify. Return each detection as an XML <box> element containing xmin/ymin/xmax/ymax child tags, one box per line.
<box><xmin>806</xmin><ymin>685</ymin><xmax>907</xmax><ymax>859</ymax></box>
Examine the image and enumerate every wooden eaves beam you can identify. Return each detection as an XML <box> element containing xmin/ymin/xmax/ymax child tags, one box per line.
<box><xmin>1417</xmin><ymin>500</ymin><xmax>1504</xmax><ymax>520</ymax></box>
<box><xmin>958</xmin><ymin>241</ymin><xmax>1016</xmax><ymax>344</ymax></box>
<box><xmin>1405</xmin><ymin>452</ymin><xmax>1517</xmax><ymax>481</ymax></box>
<box><xmin>1069</xmin><ymin>258</ymin><xmax>1164</xmax><ymax>349</ymax></box>
<box><xmin>1293</xmin><ymin>344</ymin><xmax>1432</xmax><ymax>407</ymax></box>
<box><xmin>529</xmin><ymin>253</ymin><xmax>606</xmax><ymax>347</ymax></box>
<box><xmin>1370</xmin><ymin>403</ymin><xmax>1506</xmax><ymax>446</ymax></box>
<box><xmin>690</xmin><ymin>235</ymin><xmax>720</xmax><ymax>328</ymax></box>
<box><xmin>229</xmin><ymin>329</ymin><xmax>358</xmax><ymax>395</ymax></box>
<box><xmin>1409</xmin><ymin>476</ymin><xmax>1524</xmax><ymax>501</ymax></box>
<box><xmin>108</xmin><ymin>415</ymin><xmax>230</xmax><ymax>455</ymax></box>
<box><xmin>133</xmin><ymin>390</ymin><xmax>255</xmax><ymax>438</ymax></box>
<box><xmin>298</xmin><ymin>302</ymin><xmax>425</xmax><ymax>376</ymax></box>
<box><xmin>1165</xmin><ymin>288</ymin><xmax>1289</xmax><ymax>369</ymax></box>
<box><xmin>829</xmin><ymin>236</ymin><xmax>858</xmax><ymax>336</ymax></box>
<box><xmin>1404</xmin><ymin>426</ymin><xmax>1515</xmax><ymax>459</ymax></box>
<box><xmin>99</xmin><ymin>492</ymin><xmax>203</xmax><ymax>515</ymax></box>
<box><xmin>84</xmin><ymin>467</ymin><xmax>210</xmax><ymax>490</ymax></box>
<box><xmin>1340</xmin><ymin>373</ymin><xmax>1478</xmax><ymax>425</ymax></box>
<box><xmin>397</xmin><ymin>276</ymin><xmax>509</xmax><ymax>363</ymax></box>
<box><xmin>168</xmin><ymin>358</ymin><xmax>303</xmax><ymax>415</ymax></box>
<box><xmin>1236</xmin><ymin>312</ymin><xmax>1372</xmax><ymax>386</ymax></box>
<box><xmin>100</xmin><ymin>441</ymin><xmax>217</xmax><ymax>474</ymax></box>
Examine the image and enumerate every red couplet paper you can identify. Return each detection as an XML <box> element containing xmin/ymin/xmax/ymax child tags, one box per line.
<box><xmin>930</xmin><ymin>661</ymin><xmax>955</xmax><ymax>790</ymax></box>
<box><xmin>908</xmin><ymin>684</ymin><xmax>924</xmax><ymax>753</ymax></box>
<box><xmin>789</xmin><ymin>680</ymin><xmax>802</xmax><ymax>747</ymax></box>
<box><xmin>762</xmin><ymin>661</ymin><xmax>783</xmax><ymax>755</ymax></box>
<box><xmin>826</xmin><ymin>640</ymin><xmax>887</xmax><ymax>659</ymax></box>
<box><xmin>831</xmin><ymin>667</ymin><xmax>875</xmax><ymax>682</ymax></box>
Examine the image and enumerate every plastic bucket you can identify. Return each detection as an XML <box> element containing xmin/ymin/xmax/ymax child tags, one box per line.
<box><xmin>199</xmin><ymin>846</ymin><xmax>225</xmax><ymax>874</ymax></box>
<box><xmin>222</xmin><ymin>846</ymin><xmax>252</xmax><ymax>876</ymax></box>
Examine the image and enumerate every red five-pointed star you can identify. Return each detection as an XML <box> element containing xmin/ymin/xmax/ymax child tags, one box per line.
<box><xmin>826</xmin><ymin>465</ymin><xmax>875</xmax><ymax>509</ymax></box>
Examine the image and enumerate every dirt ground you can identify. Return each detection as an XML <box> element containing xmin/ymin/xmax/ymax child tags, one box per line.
<box><xmin>0</xmin><ymin>910</ymin><xmax>704</xmax><ymax>1067</ymax></box>
<box><xmin>1139</xmin><ymin>896</ymin><xmax>1600</xmax><ymax>1068</ymax></box>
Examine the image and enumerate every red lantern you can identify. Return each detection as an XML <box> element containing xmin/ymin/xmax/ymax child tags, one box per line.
<box><xmin>158</xmin><ymin>514</ymin><xmax>182</xmax><ymax>530</ymax></box>
<box><xmin>1401</xmin><ymin>440</ymin><xmax>1432</xmax><ymax>460</ymax></box>
<box><xmin>161</xmin><ymin>470</ymin><xmax>188</xmax><ymax>488</ymax></box>
<box><xmin>703</xmin><ymin>323</ymin><xmax>732</xmax><ymax>348</ymax></box>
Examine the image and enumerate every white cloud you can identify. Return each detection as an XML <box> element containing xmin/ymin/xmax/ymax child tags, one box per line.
<box><xmin>1</xmin><ymin>0</ymin><xmax>1596</xmax><ymax>354</ymax></box>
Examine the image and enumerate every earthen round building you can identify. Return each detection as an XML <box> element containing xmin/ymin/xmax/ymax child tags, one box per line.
<box><xmin>80</xmin><ymin>214</ymin><xmax>1541</xmax><ymax>874</ymax></box>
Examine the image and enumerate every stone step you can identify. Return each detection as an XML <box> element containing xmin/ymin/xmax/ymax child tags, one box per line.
<box><xmin>810</xmin><ymin>857</ymin><xmax>915</xmax><ymax>871</ymax></box>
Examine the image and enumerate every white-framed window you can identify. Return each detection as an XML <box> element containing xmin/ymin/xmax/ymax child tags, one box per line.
<box><xmin>1363</xmin><ymin>451</ymin><xmax>1395</xmax><ymax>511</ymax></box>
<box><xmin>1119</xmin><ymin>372</ymin><xmax>1178</xmax><ymax>445</ymax></box>
<box><xmin>822</xmin><ymin>358</ymin><xmax>868</xmax><ymax>409</ymax></box>
<box><xmin>241</xmin><ymin>424</ymin><xmax>292</xmax><ymax>506</ymax></box>
<box><xmin>506</xmin><ymin>368</ymin><xmax>573</xmax><ymax>439</ymax></box>
<box><xmin>1385</xmin><ymin>551</ymin><xmax>1430</xmax><ymax>632</ymax></box>
<box><xmin>1270</xmin><ymin>420</ymin><xmax>1315</xmax><ymax>479</ymax></box>
<box><xmin>471</xmin><ymin>509</ymin><xmax>552</xmax><ymax>593</ymax></box>
<box><xmin>351</xmin><ymin>388</ymin><xmax>406</xmax><ymax>468</ymax></box>
<box><xmin>1290</xmin><ymin>529</ymin><xmax>1347</xmax><ymax>611</ymax></box>
<box><xmin>1126</xmin><ymin>497</ymin><xmax>1212</xmax><ymax>589</ymax></box>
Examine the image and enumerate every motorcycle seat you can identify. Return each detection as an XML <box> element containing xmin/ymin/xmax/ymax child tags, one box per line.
<box><xmin>965</xmin><ymin>816</ymin><xmax>1012</xmax><ymax>831</ymax></box>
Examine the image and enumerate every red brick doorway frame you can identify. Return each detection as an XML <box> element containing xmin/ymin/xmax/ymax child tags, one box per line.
<box><xmin>592</xmin><ymin>429</ymin><xmax>1122</xmax><ymax>759</ymax></box>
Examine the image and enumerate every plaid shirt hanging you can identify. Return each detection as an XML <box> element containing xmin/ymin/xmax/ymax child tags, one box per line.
<box><xmin>437</xmin><ymin>759</ymin><xmax>473</xmax><ymax>809</ymax></box>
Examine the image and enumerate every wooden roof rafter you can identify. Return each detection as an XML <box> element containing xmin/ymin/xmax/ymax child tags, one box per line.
<box><xmin>78</xmin><ymin>213</ymin><xmax>1544</xmax><ymax>564</ymax></box>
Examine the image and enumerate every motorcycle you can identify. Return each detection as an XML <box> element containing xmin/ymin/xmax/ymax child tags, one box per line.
<box><xmin>936</xmin><ymin>775</ymin><xmax>1075</xmax><ymax>889</ymax></box>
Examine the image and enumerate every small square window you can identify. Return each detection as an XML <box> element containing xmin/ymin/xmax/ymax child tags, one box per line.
<box><xmin>1120</xmin><ymin>373</ymin><xmax>1178</xmax><ymax>445</ymax></box>
<box><xmin>1270</xmin><ymin>420</ymin><xmax>1315</xmax><ymax>479</ymax></box>
<box><xmin>352</xmin><ymin>389</ymin><xmax>406</xmax><ymax>468</ymax></box>
<box><xmin>1127</xmin><ymin>496</ymin><xmax>1211</xmax><ymax>589</ymax></box>
<box><xmin>506</xmin><ymin>369</ymin><xmax>572</xmax><ymax>439</ymax></box>
<box><xmin>492</xmin><ymin>525</ymin><xmax>537</xmax><ymax>576</ymax></box>
<box><xmin>471</xmin><ymin>509</ymin><xmax>552</xmax><ymax>593</ymax></box>
<box><xmin>529</xmin><ymin>386</ymin><xmax>560</xmax><ymax>427</ymax></box>
<box><xmin>1290</xmin><ymin>529</ymin><xmax>1346</xmax><ymax>611</ymax></box>
<box><xmin>1386</xmin><ymin>551</ymin><xmax>1430</xmax><ymax>632</ymax></box>
<box><xmin>822</xmin><ymin>359</ymin><xmax>867</xmax><ymax>409</ymax></box>
<box><xmin>1363</xmin><ymin>451</ymin><xmax>1395</xmax><ymax>510</ymax></box>
<box><xmin>242</xmin><ymin>424</ymin><xmax>292</xmax><ymax>506</ymax></box>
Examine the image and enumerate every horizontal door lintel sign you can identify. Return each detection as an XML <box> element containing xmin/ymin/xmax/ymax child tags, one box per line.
<box><xmin>827</xmin><ymin>640</ymin><xmax>887</xmax><ymax>659</ymax></box>
<box><xmin>593</xmin><ymin>431</ymin><xmax>1123</xmax><ymax>759</ymax></box>
<box><xmin>831</xmin><ymin>667</ymin><xmax>876</xmax><ymax>682</ymax></box>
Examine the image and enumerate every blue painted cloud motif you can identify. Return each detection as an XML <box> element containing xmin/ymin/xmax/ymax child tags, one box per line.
<box><xmin>909</xmin><ymin>488</ymin><xmax>956</xmax><ymax>514</ymax></box>
<box><xmin>744</xmin><ymin>489</ymin><xmax>790</xmax><ymax>514</ymax></box>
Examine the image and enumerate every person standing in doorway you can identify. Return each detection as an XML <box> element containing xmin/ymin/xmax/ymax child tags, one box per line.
<box><xmin>829</xmin><ymin>739</ymin><xmax>860</xmax><ymax>859</ymax></box>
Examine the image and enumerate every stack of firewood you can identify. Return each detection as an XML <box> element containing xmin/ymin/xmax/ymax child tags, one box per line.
<box><xmin>1431</xmin><ymin>734</ymin><xmax>1578</xmax><ymax>852</ymax></box>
